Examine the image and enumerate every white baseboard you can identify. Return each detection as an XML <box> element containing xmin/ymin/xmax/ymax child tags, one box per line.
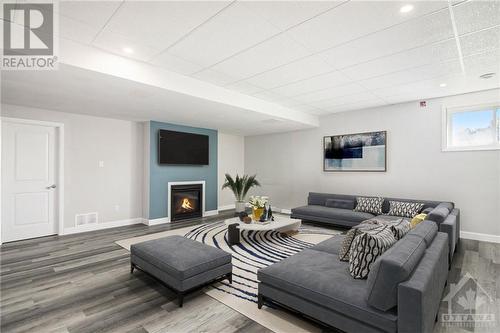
<box><xmin>63</xmin><ymin>218</ymin><xmax>144</xmax><ymax>235</ymax></box>
<box><xmin>204</xmin><ymin>210</ymin><xmax>218</xmax><ymax>217</ymax></box>
<box><xmin>461</xmin><ymin>231</ymin><xmax>500</xmax><ymax>244</ymax></box>
<box><xmin>144</xmin><ymin>210</ymin><xmax>218</xmax><ymax>226</ymax></box>
<box><xmin>145</xmin><ymin>217</ymin><xmax>170</xmax><ymax>226</ymax></box>
<box><xmin>218</xmin><ymin>204</ymin><xmax>235</xmax><ymax>211</ymax></box>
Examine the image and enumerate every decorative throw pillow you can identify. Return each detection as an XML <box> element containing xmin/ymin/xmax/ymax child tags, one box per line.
<box><xmin>349</xmin><ymin>225</ymin><xmax>396</xmax><ymax>279</ymax></box>
<box><xmin>386</xmin><ymin>218</ymin><xmax>411</xmax><ymax>240</ymax></box>
<box><xmin>354</xmin><ymin>197</ymin><xmax>384</xmax><ymax>215</ymax></box>
<box><xmin>387</xmin><ymin>201</ymin><xmax>424</xmax><ymax>218</ymax></box>
<box><xmin>411</xmin><ymin>213</ymin><xmax>427</xmax><ymax>228</ymax></box>
<box><xmin>338</xmin><ymin>223</ymin><xmax>379</xmax><ymax>261</ymax></box>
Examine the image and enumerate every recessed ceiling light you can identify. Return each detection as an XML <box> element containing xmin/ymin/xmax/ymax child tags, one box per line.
<box><xmin>400</xmin><ymin>4</ymin><xmax>414</xmax><ymax>13</ymax></box>
<box><xmin>439</xmin><ymin>83</ymin><xmax>447</xmax><ymax>87</ymax></box>
<box><xmin>479</xmin><ymin>72</ymin><xmax>495</xmax><ymax>79</ymax></box>
<box><xmin>122</xmin><ymin>47</ymin><xmax>134</xmax><ymax>54</ymax></box>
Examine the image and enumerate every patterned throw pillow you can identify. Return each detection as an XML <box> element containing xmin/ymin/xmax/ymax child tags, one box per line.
<box><xmin>349</xmin><ymin>225</ymin><xmax>396</xmax><ymax>279</ymax></box>
<box><xmin>386</xmin><ymin>218</ymin><xmax>411</xmax><ymax>240</ymax></box>
<box><xmin>338</xmin><ymin>223</ymin><xmax>380</xmax><ymax>261</ymax></box>
<box><xmin>388</xmin><ymin>201</ymin><xmax>424</xmax><ymax>218</ymax></box>
<box><xmin>354</xmin><ymin>197</ymin><xmax>384</xmax><ymax>215</ymax></box>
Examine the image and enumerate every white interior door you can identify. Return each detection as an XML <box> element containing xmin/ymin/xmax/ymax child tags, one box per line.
<box><xmin>2</xmin><ymin>120</ymin><xmax>58</xmax><ymax>242</ymax></box>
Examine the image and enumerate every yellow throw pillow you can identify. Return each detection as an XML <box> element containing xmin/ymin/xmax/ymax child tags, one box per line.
<box><xmin>411</xmin><ymin>213</ymin><xmax>427</xmax><ymax>228</ymax></box>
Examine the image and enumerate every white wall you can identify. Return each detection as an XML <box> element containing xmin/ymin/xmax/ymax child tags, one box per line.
<box><xmin>245</xmin><ymin>89</ymin><xmax>500</xmax><ymax>238</ymax></box>
<box><xmin>218</xmin><ymin>132</ymin><xmax>245</xmax><ymax>209</ymax></box>
<box><xmin>1</xmin><ymin>104</ymin><xmax>144</xmax><ymax>230</ymax></box>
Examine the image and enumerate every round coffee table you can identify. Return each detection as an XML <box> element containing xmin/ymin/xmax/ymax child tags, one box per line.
<box><xmin>225</xmin><ymin>215</ymin><xmax>301</xmax><ymax>245</ymax></box>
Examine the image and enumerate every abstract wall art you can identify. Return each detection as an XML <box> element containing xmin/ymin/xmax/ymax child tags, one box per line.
<box><xmin>323</xmin><ymin>131</ymin><xmax>387</xmax><ymax>172</ymax></box>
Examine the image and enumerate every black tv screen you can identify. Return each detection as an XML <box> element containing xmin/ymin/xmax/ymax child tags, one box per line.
<box><xmin>158</xmin><ymin>130</ymin><xmax>209</xmax><ymax>165</ymax></box>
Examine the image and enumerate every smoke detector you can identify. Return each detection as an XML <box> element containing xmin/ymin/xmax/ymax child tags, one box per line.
<box><xmin>479</xmin><ymin>73</ymin><xmax>496</xmax><ymax>79</ymax></box>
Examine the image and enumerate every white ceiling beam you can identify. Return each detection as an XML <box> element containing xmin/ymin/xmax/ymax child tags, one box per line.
<box><xmin>58</xmin><ymin>39</ymin><xmax>319</xmax><ymax>127</ymax></box>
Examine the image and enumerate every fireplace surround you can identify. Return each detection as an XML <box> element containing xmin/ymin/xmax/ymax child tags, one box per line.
<box><xmin>170</xmin><ymin>184</ymin><xmax>203</xmax><ymax>221</ymax></box>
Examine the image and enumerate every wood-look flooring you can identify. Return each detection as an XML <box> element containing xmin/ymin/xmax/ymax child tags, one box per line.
<box><xmin>1</xmin><ymin>212</ymin><xmax>498</xmax><ymax>333</ymax></box>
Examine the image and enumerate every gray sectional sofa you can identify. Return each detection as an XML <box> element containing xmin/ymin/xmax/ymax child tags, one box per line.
<box><xmin>291</xmin><ymin>192</ymin><xmax>459</xmax><ymax>261</ymax></box>
<box><xmin>257</xmin><ymin>220</ymin><xmax>449</xmax><ymax>333</ymax></box>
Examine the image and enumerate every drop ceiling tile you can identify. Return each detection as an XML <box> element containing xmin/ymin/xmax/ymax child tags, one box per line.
<box><xmin>309</xmin><ymin>92</ymin><xmax>382</xmax><ymax>109</ymax></box>
<box><xmin>150</xmin><ymin>51</ymin><xmax>204</xmax><ymax>75</ymax></box>
<box><xmin>168</xmin><ymin>2</ymin><xmax>281</xmax><ymax>68</ymax></box>
<box><xmin>290</xmin><ymin>104</ymin><xmax>328</xmax><ymax>115</ymax></box>
<box><xmin>463</xmin><ymin>49</ymin><xmax>500</xmax><ymax>77</ymax></box>
<box><xmin>452</xmin><ymin>0</ymin><xmax>500</xmax><ymax>35</ymax></box>
<box><xmin>287</xmin><ymin>1</ymin><xmax>449</xmax><ymax>52</ymax></box>
<box><xmin>191</xmin><ymin>68</ymin><xmax>238</xmax><ymax>86</ymax></box>
<box><xmin>460</xmin><ymin>26</ymin><xmax>500</xmax><ymax>57</ymax></box>
<box><xmin>59</xmin><ymin>15</ymin><xmax>99</xmax><ymax>44</ymax></box>
<box><xmin>210</xmin><ymin>33</ymin><xmax>311</xmax><ymax>80</ymax></box>
<box><xmin>271</xmin><ymin>70</ymin><xmax>352</xmax><ymax>97</ymax></box>
<box><xmin>326</xmin><ymin>100</ymin><xmax>388</xmax><ymax>114</ymax></box>
<box><xmin>359</xmin><ymin>58</ymin><xmax>463</xmax><ymax>90</ymax></box>
<box><xmin>103</xmin><ymin>1</ymin><xmax>230</xmax><ymax>50</ymax></box>
<box><xmin>59</xmin><ymin>1</ymin><xmax>122</xmax><ymax>28</ymax></box>
<box><xmin>251</xmin><ymin>90</ymin><xmax>293</xmax><ymax>104</ymax></box>
<box><xmin>92</xmin><ymin>30</ymin><xmax>161</xmax><ymax>62</ymax></box>
<box><xmin>225</xmin><ymin>81</ymin><xmax>264</xmax><ymax>95</ymax></box>
<box><xmin>319</xmin><ymin>8</ymin><xmax>453</xmax><ymax>70</ymax></box>
<box><xmin>293</xmin><ymin>83</ymin><xmax>367</xmax><ymax>104</ymax></box>
<box><xmin>245</xmin><ymin>54</ymin><xmax>334</xmax><ymax>90</ymax></box>
<box><xmin>341</xmin><ymin>39</ymin><xmax>458</xmax><ymax>81</ymax></box>
<box><xmin>242</xmin><ymin>1</ymin><xmax>342</xmax><ymax>31</ymax></box>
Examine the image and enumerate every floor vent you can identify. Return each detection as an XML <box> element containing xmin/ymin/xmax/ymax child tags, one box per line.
<box><xmin>75</xmin><ymin>212</ymin><xmax>98</xmax><ymax>226</ymax></box>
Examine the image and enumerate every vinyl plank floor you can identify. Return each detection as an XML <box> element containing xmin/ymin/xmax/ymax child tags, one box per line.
<box><xmin>1</xmin><ymin>212</ymin><xmax>498</xmax><ymax>333</ymax></box>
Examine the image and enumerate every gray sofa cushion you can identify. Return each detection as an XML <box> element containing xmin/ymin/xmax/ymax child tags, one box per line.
<box><xmin>310</xmin><ymin>235</ymin><xmax>344</xmax><ymax>255</ymax></box>
<box><xmin>366</xmin><ymin>234</ymin><xmax>427</xmax><ymax>311</ymax></box>
<box><xmin>291</xmin><ymin>205</ymin><xmax>375</xmax><ymax>222</ymax></box>
<box><xmin>407</xmin><ymin>220</ymin><xmax>438</xmax><ymax>247</ymax></box>
<box><xmin>325</xmin><ymin>198</ymin><xmax>355</xmax><ymax>210</ymax></box>
<box><xmin>130</xmin><ymin>236</ymin><xmax>231</xmax><ymax>280</ymax></box>
<box><xmin>426</xmin><ymin>203</ymin><xmax>451</xmax><ymax>223</ymax></box>
<box><xmin>258</xmin><ymin>249</ymin><xmax>397</xmax><ymax>332</ymax></box>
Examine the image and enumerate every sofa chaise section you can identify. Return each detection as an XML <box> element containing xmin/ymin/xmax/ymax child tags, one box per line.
<box><xmin>257</xmin><ymin>222</ymin><xmax>449</xmax><ymax>333</ymax></box>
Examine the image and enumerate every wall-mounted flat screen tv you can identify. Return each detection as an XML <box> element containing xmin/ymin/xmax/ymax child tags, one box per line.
<box><xmin>158</xmin><ymin>129</ymin><xmax>209</xmax><ymax>165</ymax></box>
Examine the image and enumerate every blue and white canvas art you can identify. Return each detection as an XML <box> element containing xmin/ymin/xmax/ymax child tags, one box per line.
<box><xmin>323</xmin><ymin>131</ymin><xmax>386</xmax><ymax>172</ymax></box>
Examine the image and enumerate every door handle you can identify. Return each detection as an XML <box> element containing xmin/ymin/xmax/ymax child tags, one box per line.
<box><xmin>46</xmin><ymin>184</ymin><xmax>57</xmax><ymax>189</ymax></box>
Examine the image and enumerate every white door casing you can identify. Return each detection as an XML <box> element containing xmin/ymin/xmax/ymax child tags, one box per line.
<box><xmin>1</xmin><ymin>118</ymin><xmax>63</xmax><ymax>242</ymax></box>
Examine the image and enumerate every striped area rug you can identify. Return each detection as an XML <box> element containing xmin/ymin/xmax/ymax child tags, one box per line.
<box><xmin>117</xmin><ymin>221</ymin><xmax>340</xmax><ymax>333</ymax></box>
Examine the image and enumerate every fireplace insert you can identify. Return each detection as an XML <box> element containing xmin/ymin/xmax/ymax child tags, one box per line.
<box><xmin>170</xmin><ymin>184</ymin><xmax>203</xmax><ymax>222</ymax></box>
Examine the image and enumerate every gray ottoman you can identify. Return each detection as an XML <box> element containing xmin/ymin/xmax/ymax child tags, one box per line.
<box><xmin>130</xmin><ymin>235</ymin><xmax>232</xmax><ymax>307</ymax></box>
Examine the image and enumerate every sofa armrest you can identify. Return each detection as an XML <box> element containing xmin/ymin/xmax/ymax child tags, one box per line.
<box><xmin>398</xmin><ymin>233</ymin><xmax>448</xmax><ymax>333</ymax></box>
<box><xmin>439</xmin><ymin>212</ymin><xmax>457</xmax><ymax>262</ymax></box>
<box><xmin>450</xmin><ymin>208</ymin><xmax>460</xmax><ymax>247</ymax></box>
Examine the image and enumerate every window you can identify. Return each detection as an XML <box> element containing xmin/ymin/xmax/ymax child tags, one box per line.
<box><xmin>443</xmin><ymin>103</ymin><xmax>500</xmax><ymax>151</ymax></box>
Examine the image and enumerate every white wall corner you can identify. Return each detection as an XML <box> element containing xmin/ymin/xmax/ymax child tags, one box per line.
<box><xmin>142</xmin><ymin>121</ymin><xmax>151</xmax><ymax>220</ymax></box>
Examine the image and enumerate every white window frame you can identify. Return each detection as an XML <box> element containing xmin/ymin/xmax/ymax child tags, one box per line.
<box><xmin>442</xmin><ymin>102</ymin><xmax>500</xmax><ymax>152</ymax></box>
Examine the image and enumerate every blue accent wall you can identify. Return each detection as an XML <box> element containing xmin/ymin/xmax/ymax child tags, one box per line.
<box><xmin>149</xmin><ymin>121</ymin><xmax>218</xmax><ymax>219</ymax></box>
